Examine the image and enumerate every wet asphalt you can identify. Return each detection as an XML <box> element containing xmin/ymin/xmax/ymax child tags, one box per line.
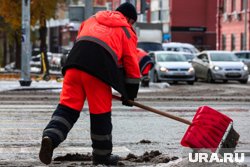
<box><xmin>0</xmin><ymin>80</ymin><xmax>249</xmax><ymax>166</ymax></box>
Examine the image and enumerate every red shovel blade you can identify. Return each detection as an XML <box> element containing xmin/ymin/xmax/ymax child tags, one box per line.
<box><xmin>181</xmin><ymin>106</ymin><xmax>233</xmax><ymax>152</ymax></box>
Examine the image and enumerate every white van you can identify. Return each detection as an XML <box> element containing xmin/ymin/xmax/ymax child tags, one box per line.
<box><xmin>162</xmin><ymin>42</ymin><xmax>199</xmax><ymax>54</ymax></box>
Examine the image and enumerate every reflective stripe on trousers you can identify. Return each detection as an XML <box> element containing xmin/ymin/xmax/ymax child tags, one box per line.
<box><xmin>42</xmin><ymin>104</ymin><xmax>80</xmax><ymax>148</ymax></box>
<box><xmin>90</xmin><ymin>112</ymin><xmax>113</xmax><ymax>156</ymax></box>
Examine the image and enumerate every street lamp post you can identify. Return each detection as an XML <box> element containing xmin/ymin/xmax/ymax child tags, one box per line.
<box><xmin>244</xmin><ymin>0</ymin><xmax>248</xmax><ymax>50</ymax></box>
<box><xmin>216</xmin><ymin>0</ymin><xmax>222</xmax><ymax>50</ymax></box>
<box><xmin>85</xmin><ymin>0</ymin><xmax>93</xmax><ymax>20</ymax></box>
<box><xmin>19</xmin><ymin>0</ymin><xmax>32</xmax><ymax>86</ymax></box>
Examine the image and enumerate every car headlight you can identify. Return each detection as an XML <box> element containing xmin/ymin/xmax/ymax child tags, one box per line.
<box><xmin>213</xmin><ymin>65</ymin><xmax>222</xmax><ymax>71</ymax></box>
<box><xmin>188</xmin><ymin>67</ymin><xmax>194</xmax><ymax>73</ymax></box>
<box><xmin>160</xmin><ymin>67</ymin><xmax>168</xmax><ymax>72</ymax></box>
<box><xmin>243</xmin><ymin>65</ymin><xmax>248</xmax><ymax>71</ymax></box>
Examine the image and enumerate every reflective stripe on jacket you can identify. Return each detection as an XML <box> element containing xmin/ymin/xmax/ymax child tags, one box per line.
<box><xmin>76</xmin><ymin>11</ymin><xmax>140</xmax><ymax>83</ymax></box>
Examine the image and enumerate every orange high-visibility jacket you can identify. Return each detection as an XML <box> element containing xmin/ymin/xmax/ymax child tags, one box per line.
<box><xmin>62</xmin><ymin>11</ymin><xmax>141</xmax><ymax>99</ymax></box>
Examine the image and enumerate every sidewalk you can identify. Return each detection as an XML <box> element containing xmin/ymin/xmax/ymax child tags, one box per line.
<box><xmin>0</xmin><ymin>71</ymin><xmax>62</xmax><ymax>81</ymax></box>
<box><xmin>0</xmin><ymin>69</ymin><xmax>171</xmax><ymax>93</ymax></box>
<box><xmin>0</xmin><ymin>79</ymin><xmax>169</xmax><ymax>93</ymax></box>
<box><xmin>0</xmin><ymin>80</ymin><xmax>63</xmax><ymax>92</ymax></box>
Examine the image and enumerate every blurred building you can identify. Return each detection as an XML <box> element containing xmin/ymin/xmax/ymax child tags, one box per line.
<box><xmin>60</xmin><ymin>0</ymin><xmax>112</xmax><ymax>49</ymax></box>
<box><xmin>53</xmin><ymin>0</ymin><xmax>219</xmax><ymax>52</ymax></box>
<box><xmin>217</xmin><ymin>0</ymin><xmax>249</xmax><ymax>51</ymax></box>
<box><xmin>115</xmin><ymin>0</ymin><xmax>217</xmax><ymax>50</ymax></box>
<box><xmin>168</xmin><ymin>0</ymin><xmax>217</xmax><ymax>50</ymax></box>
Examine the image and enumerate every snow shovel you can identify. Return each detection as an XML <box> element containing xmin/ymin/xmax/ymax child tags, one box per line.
<box><xmin>112</xmin><ymin>95</ymin><xmax>239</xmax><ymax>154</ymax></box>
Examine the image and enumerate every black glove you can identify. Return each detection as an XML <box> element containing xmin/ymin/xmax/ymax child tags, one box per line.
<box><xmin>121</xmin><ymin>83</ymin><xmax>139</xmax><ymax>107</ymax></box>
<box><xmin>121</xmin><ymin>96</ymin><xmax>134</xmax><ymax>107</ymax></box>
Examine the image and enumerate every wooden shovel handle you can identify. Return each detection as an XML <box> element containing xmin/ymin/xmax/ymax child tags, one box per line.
<box><xmin>112</xmin><ymin>95</ymin><xmax>192</xmax><ymax>125</ymax></box>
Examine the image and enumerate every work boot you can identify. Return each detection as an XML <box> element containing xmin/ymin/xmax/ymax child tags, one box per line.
<box><xmin>92</xmin><ymin>154</ymin><xmax>120</xmax><ymax>166</ymax></box>
<box><xmin>39</xmin><ymin>136</ymin><xmax>54</xmax><ymax>165</ymax></box>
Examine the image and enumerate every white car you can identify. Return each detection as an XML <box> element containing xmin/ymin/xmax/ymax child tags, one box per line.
<box><xmin>162</xmin><ymin>42</ymin><xmax>199</xmax><ymax>54</ymax></box>
<box><xmin>149</xmin><ymin>51</ymin><xmax>195</xmax><ymax>85</ymax></box>
<box><xmin>233</xmin><ymin>51</ymin><xmax>250</xmax><ymax>73</ymax></box>
<box><xmin>137</xmin><ymin>41</ymin><xmax>164</xmax><ymax>53</ymax></box>
<box><xmin>192</xmin><ymin>50</ymin><xmax>249</xmax><ymax>83</ymax></box>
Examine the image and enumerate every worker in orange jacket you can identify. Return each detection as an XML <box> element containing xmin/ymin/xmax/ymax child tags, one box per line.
<box><xmin>39</xmin><ymin>2</ymin><xmax>140</xmax><ymax>166</ymax></box>
<box><xmin>136</xmin><ymin>48</ymin><xmax>154</xmax><ymax>87</ymax></box>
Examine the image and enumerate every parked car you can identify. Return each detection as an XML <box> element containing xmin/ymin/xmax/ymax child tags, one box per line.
<box><xmin>137</xmin><ymin>41</ymin><xmax>164</xmax><ymax>53</ymax></box>
<box><xmin>4</xmin><ymin>53</ymin><xmax>51</xmax><ymax>73</ymax></box>
<box><xmin>162</xmin><ymin>42</ymin><xmax>199</xmax><ymax>54</ymax></box>
<box><xmin>149</xmin><ymin>51</ymin><xmax>195</xmax><ymax>85</ymax></box>
<box><xmin>192</xmin><ymin>50</ymin><xmax>249</xmax><ymax>83</ymax></box>
<box><xmin>30</xmin><ymin>52</ymin><xmax>63</xmax><ymax>71</ymax></box>
<box><xmin>5</xmin><ymin>52</ymin><xmax>62</xmax><ymax>73</ymax></box>
<box><xmin>181</xmin><ymin>52</ymin><xmax>195</xmax><ymax>62</ymax></box>
<box><xmin>49</xmin><ymin>53</ymin><xmax>63</xmax><ymax>71</ymax></box>
<box><xmin>60</xmin><ymin>47</ymin><xmax>72</xmax><ymax>67</ymax></box>
<box><xmin>233</xmin><ymin>51</ymin><xmax>250</xmax><ymax>73</ymax></box>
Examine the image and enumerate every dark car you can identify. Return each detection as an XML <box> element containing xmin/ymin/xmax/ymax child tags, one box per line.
<box><xmin>137</xmin><ymin>41</ymin><xmax>164</xmax><ymax>53</ymax></box>
<box><xmin>60</xmin><ymin>47</ymin><xmax>72</xmax><ymax>67</ymax></box>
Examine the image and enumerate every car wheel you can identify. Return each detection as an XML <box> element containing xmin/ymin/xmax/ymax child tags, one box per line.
<box><xmin>60</xmin><ymin>55</ymin><xmax>67</xmax><ymax>67</ymax></box>
<box><xmin>239</xmin><ymin>79</ymin><xmax>248</xmax><ymax>84</ymax></box>
<box><xmin>207</xmin><ymin>71</ymin><xmax>214</xmax><ymax>83</ymax></box>
<box><xmin>187</xmin><ymin>81</ymin><xmax>194</xmax><ymax>85</ymax></box>
<box><xmin>153</xmin><ymin>71</ymin><xmax>160</xmax><ymax>83</ymax></box>
<box><xmin>194</xmin><ymin>75</ymin><xmax>198</xmax><ymax>82</ymax></box>
<box><xmin>43</xmin><ymin>74</ymin><xmax>51</xmax><ymax>81</ymax></box>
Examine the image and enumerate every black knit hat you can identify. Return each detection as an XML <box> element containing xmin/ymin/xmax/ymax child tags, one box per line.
<box><xmin>116</xmin><ymin>2</ymin><xmax>137</xmax><ymax>21</ymax></box>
